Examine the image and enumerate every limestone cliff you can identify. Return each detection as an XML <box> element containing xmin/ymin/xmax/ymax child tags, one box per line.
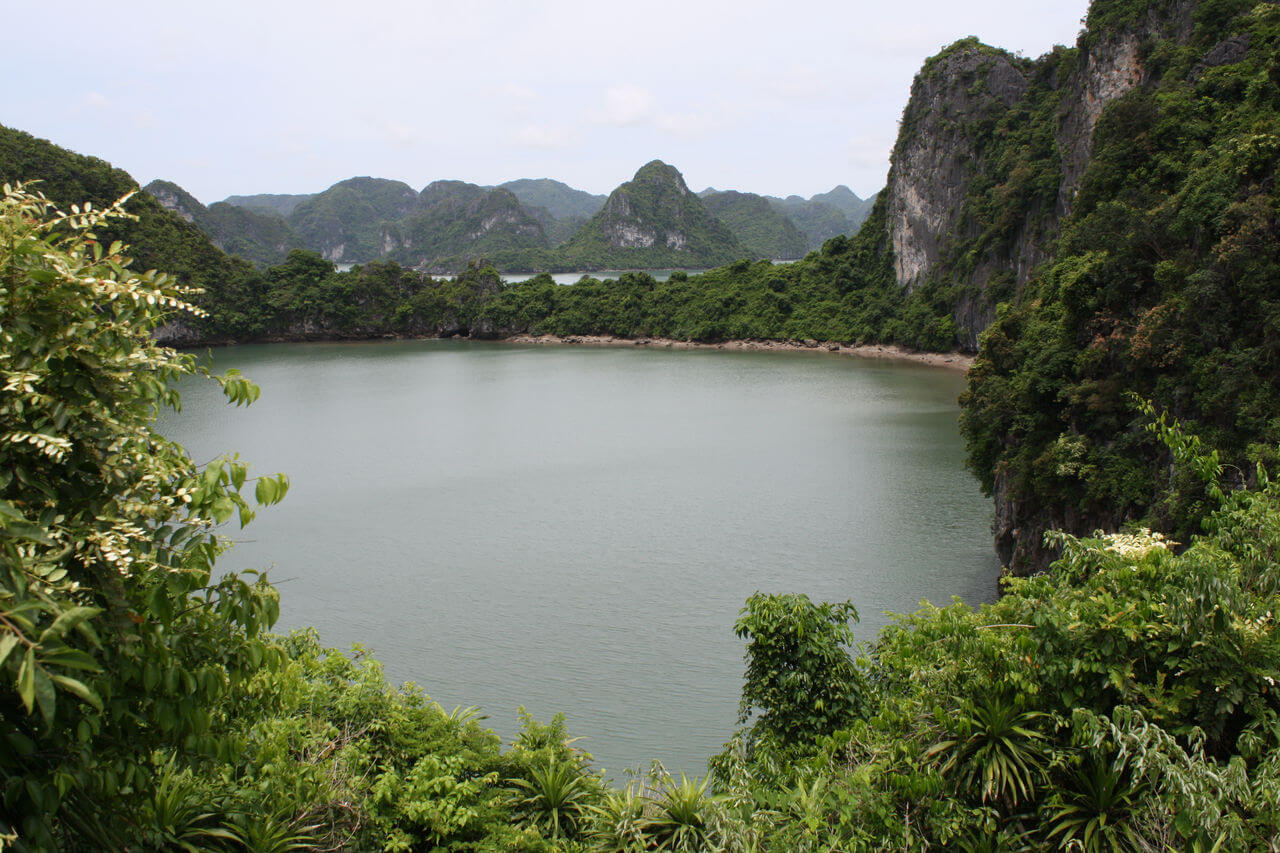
<box><xmin>882</xmin><ymin>2</ymin><xmax>1195</xmax><ymax>350</ymax></box>
<box><xmin>931</xmin><ymin>0</ymin><xmax>1280</xmax><ymax>574</ymax></box>
<box><xmin>144</xmin><ymin>180</ymin><xmax>207</xmax><ymax>223</ymax></box>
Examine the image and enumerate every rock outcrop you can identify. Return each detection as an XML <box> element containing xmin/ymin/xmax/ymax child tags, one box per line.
<box><xmin>880</xmin><ymin>0</ymin><xmax>1224</xmax><ymax>572</ymax></box>
<box><xmin>882</xmin><ymin>2</ymin><xmax>1196</xmax><ymax>350</ymax></box>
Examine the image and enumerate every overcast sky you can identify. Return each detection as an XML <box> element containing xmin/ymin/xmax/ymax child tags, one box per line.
<box><xmin>7</xmin><ymin>1</ymin><xmax>1090</xmax><ymax>203</ymax></box>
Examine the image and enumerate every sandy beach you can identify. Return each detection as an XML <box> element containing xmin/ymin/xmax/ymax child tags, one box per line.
<box><xmin>502</xmin><ymin>334</ymin><xmax>975</xmax><ymax>372</ymax></box>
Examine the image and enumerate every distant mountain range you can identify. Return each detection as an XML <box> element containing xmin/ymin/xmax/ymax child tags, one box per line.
<box><xmin>144</xmin><ymin>166</ymin><xmax>875</xmax><ymax>273</ymax></box>
<box><xmin>699</xmin><ymin>185</ymin><xmax>876</xmax><ymax>252</ymax></box>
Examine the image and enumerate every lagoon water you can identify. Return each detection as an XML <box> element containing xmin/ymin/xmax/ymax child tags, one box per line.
<box><xmin>161</xmin><ymin>340</ymin><xmax>999</xmax><ymax>778</ymax></box>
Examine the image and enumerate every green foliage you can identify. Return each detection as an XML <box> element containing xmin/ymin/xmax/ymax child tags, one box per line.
<box><xmin>287</xmin><ymin>176</ymin><xmax>421</xmax><ymax>263</ymax></box>
<box><xmin>927</xmin><ymin>693</ymin><xmax>1048</xmax><ymax>808</ymax></box>
<box><xmin>400</xmin><ymin>182</ymin><xmax>548</xmax><ymax>269</ymax></box>
<box><xmin>554</xmin><ymin>160</ymin><xmax>750</xmax><ymax>271</ymax></box>
<box><xmin>499</xmin><ymin>179</ymin><xmax>606</xmax><ymax>220</ymax></box>
<box><xmin>587</xmin><ymin>783</ymin><xmax>648</xmax><ymax>852</ymax></box>
<box><xmin>640</xmin><ymin>773</ymin><xmax>729</xmax><ymax>852</ymax></box>
<box><xmin>222</xmin><ymin>192</ymin><xmax>314</xmax><ymax>217</ymax></box>
<box><xmin>701</xmin><ymin>191</ymin><xmax>808</xmax><ymax>259</ymax></box>
<box><xmin>767</xmin><ymin>196</ymin><xmax>853</xmax><ymax>253</ymax></box>
<box><xmin>732</xmin><ymin>593</ymin><xmax>865</xmax><ymax>749</ymax></box>
<box><xmin>0</xmin><ymin>184</ymin><xmax>288</xmax><ymax>848</ymax></box>
<box><xmin>1044</xmin><ymin>754</ymin><xmax>1147</xmax><ymax>853</ymax></box>
<box><xmin>508</xmin><ymin>759</ymin><xmax>598</xmax><ymax>840</ymax></box>
<box><xmin>960</xmin><ymin>1</ymin><xmax>1280</xmax><ymax>567</ymax></box>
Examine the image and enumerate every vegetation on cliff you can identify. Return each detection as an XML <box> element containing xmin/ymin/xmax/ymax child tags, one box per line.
<box><xmin>287</xmin><ymin>176</ymin><xmax>422</xmax><ymax>263</ymax></box>
<box><xmin>397</xmin><ymin>182</ymin><xmax>549</xmax><ymax>270</ymax></box>
<box><xmin>547</xmin><ymin>161</ymin><xmax>749</xmax><ymax>270</ymax></box>
<box><xmin>4</xmin><ymin>179</ymin><xmax>1277</xmax><ymax>851</ymax></box>
<box><xmin>766</xmin><ymin>186</ymin><xmax>875</xmax><ymax>251</ymax></box>
<box><xmin>145</xmin><ymin>180</ymin><xmax>302</xmax><ymax>268</ymax></box>
<box><xmin>959</xmin><ymin>0</ymin><xmax>1280</xmax><ymax>569</ymax></box>
<box><xmin>221</xmin><ymin>191</ymin><xmax>314</xmax><ymax>217</ymax></box>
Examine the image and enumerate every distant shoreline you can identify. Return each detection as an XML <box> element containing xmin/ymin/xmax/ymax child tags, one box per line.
<box><xmin>502</xmin><ymin>334</ymin><xmax>974</xmax><ymax>372</ymax></box>
<box><xmin>173</xmin><ymin>330</ymin><xmax>974</xmax><ymax>372</ymax></box>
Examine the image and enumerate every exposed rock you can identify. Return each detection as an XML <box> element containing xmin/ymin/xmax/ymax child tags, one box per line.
<box><xmin>1055</xmin><ymin>32</ymin><xmax>1145</xmax><ymax>217</ymax></box>
<box><xmin>560</xmin><ymin>161</ymin><xmax>747</xmax><ymax>267</ymax></box>
<box><xmin>144</xmin><ymin>180</ymin><xmax>206</xmax><ymax>224</ymax></box>
<box><xmin>886</xmin><ymin>45</ymin><xmax>1030</xmax><ymax>290</ymax></box>
<box><xmin>879</xmin><ymin>1</ymin><xmax>1201</xmax><ymax>572</ymax></box>
<box><xmin>1188</xmin><ymin>34</ymin><xmax>1251</xmax><ymax>81</ymax></box>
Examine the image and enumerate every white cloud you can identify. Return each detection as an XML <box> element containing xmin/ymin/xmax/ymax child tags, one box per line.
<box><xmin>594</xmin><ymin>86</ymin><xmax>655</xmax><ymax>127</ymax></box>
<box><xmin>511</xmin><ymin>124</ymin><xmax>570</xmax><ymax>150</ymax></box>
<box><xmin>377</xmin><ymin>120</ymin><xmax>418</xmax><ymax>149</ymax></box>
<box><xmin>653</xmin><ymin>111</ymin><xmax>726</xmax><ymax>139</ymax></box>
<box><xmin>80</xmin><ymin>91</ymin><xmax>113</xmax><ymax>110</ymax></box>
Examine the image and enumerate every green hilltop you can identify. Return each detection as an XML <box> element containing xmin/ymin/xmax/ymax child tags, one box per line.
<box><xmin>221</xmin><ymin>191</ymin><xmax>314</xmax><ymax>217</ymax></box>
<box><xmin>700</xmin><ymin>189</ymin><xmax>809</xmax><ymax>259</ymax></box>
<box><xmin>145</xmin><ymin>179</ymin><xmax>301</xmax><ymax>267</ymax></box>
<box><xmin>553</xmin><ymin>160</ymin><xmax>749</xmax><ymax>269</ymax></box>
<box><xmin>287</xmin><ymin>176</ymin><xmax>421</xmax><ymax>263</ymax></box>
<box><xmin>149</xmin><ymin>163</ymin><xmax>832</xmax><ymax>273</ymax></box>
<box><xmin>395</xmin><ymin>181</ymin><xmax>548</xmax><ymax>270</ymax></box>
<box><xmin>496</xmin><ymin>178</ymin><xmax>606</xmax><ymax>220</ymax></box>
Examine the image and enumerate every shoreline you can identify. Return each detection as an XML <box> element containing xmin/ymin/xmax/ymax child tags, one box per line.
<box><xmin>503</xmin><ymin>334</ymin><xmax>975</xmax><ymax>372</ymax></box>
<box><xmin>172</xmin><ymin>331</ymin><xmax>974</xmax><ymax>372</ymax></box>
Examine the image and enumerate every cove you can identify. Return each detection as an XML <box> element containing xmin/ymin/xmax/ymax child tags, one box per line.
<box><xmin>160</xmin><ymin>339</ymin><xmax>999</xmax><ymax>777</ymax></box>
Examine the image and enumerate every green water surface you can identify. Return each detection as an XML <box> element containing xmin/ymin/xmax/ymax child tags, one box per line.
<box><xmin>162</xmin><ymin>340</ymin><xmax>998</xmax><ymax>778</ymax></box>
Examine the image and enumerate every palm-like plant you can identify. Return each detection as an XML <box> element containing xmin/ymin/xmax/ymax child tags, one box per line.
<box><xmin>141</xmin><ymin>757</ymin><xmax>237</xmax><ymax>852</ymax></box>
<box><xmin>508</xmin><ymin>758</ymin><xmax>597</xmax><ymax>840</ymax></box>
<box><xmin>1045</xmin><ymin>754</ymin><xmax>1147</xmax><ymax>853</ymax></box>
<box><xmin>642</xmin><ymin>773</ymin><xmax>726</xmax><ymax>852</ymax></box>
<box><xmin>587</xmin><ymin>783</ymin><xmax>649</xmax><ymax>852</ymax></box>
<box><xmin>927</xmin><ymin>693</ymin><xmax>1047</xmax><ymax>808</ymax></box>
<box><xmin>225</xmin><ymin>810</ymin><xmax>320</xmax><ymax>853</ymax></box>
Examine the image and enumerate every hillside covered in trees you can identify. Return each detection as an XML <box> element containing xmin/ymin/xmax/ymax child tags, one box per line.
<box><xmin>3</xmin><ymin>0</ymin><xmax>1280</xmax><ymax>847</ymax></box>
<box><xmin>148</xmin><ymin>164</ymin><xmax>862</xmax><ymax>273</ymax></box>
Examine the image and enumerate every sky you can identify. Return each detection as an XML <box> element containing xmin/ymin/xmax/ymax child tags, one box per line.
<box><xmin>6</xmin><ymin>0</ymin><xmax>1091</xmax><ymax>204</ymax></box>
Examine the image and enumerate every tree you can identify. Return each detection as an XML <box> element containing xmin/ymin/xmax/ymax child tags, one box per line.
<box><xmin>732</xmin><ymin>592</ymin><xmax>866</xmax><ymax>749</ymax></box>
<box><xmin>0</xmin><ymin>184</ymin><xmax>288</xmax><ymax>848</ymax></box>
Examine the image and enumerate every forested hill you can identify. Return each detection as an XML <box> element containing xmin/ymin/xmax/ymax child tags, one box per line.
<box><xmin>147</xmin><ymin>165</ymin><xmax>820</xmax><ymax>272</ymax></box>
<box><xmin>700</xmin><ymin>190</ymin><xmax>809</xmax><ymax>259</ymax></box>
<box><xmin>852</xmin><ymin>0</ymin><xmax>1280</xmax><ymax>573</ymax></box>
<box><xmin>0</xmin><ymin>125</ymin><xmax>260</xmax><ymax>321</ymax></box>
<box><xmin>548</xmin><ymin>160</ymin><xmax>749</xmax><ymax>268</ymax></box>
<box><xmin>496</xmin><ymin>178</ymin><xmax>606</xmax><ymax>220</ymax></box>
<box><xmin>145</xmin><ymin>179</ymin><xmax>302</xmax><ymax>267</ymax></box>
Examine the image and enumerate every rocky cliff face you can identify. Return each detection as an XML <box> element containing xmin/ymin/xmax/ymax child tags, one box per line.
<box><xmin>887</xmin><ymin>47</ymin><xmax>1030</xmax><ymax>285</ymax></box>
<box><xmin>882</xmin><ymin>3</ymin><xmax>1194</xmax><ymax>350</ymax></box>
<box><xmin>400</xmin><ymin>182</ymin><xmax>547</xmax><ymax>269</ymax></box>
<box><xmin>288</xmin><ymin>177</ymin><xmax>421</xmax><ymax>263</ymax></box>
<box><xmin>882</xmin><ymin>0</ymin><xmax>1220</xmax><ymax>572</ymax></box>
<box><xmin>597</xmin><ymin>161</ymin><xmax>697</xmax><ymax>249</ymax></box>
<box><xmin>144</xmin><ymin>180</ymin><xmax>206</xmax><ymax>224</ymax></box>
